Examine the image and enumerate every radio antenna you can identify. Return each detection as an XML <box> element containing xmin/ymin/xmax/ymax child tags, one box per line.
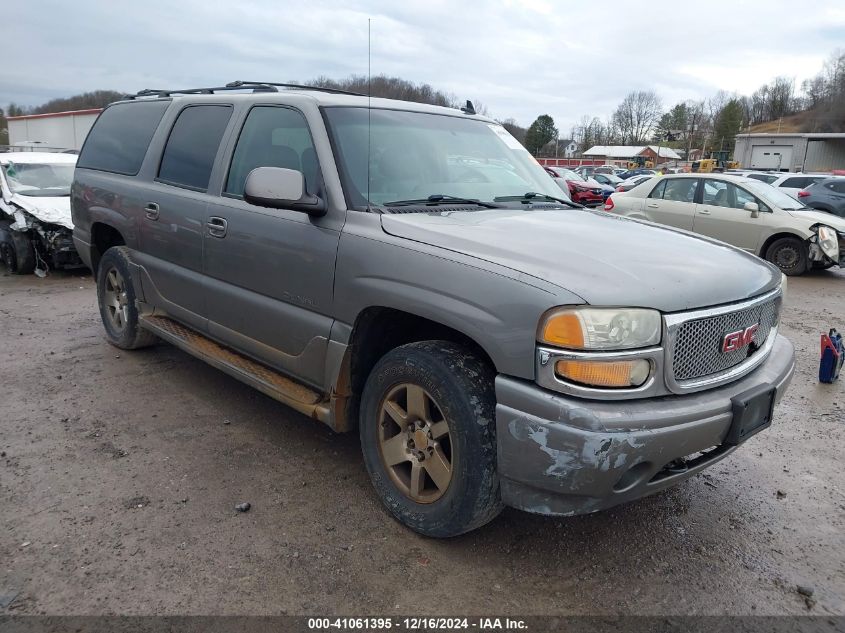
<box><xmin>367</xmin><ymin>18</ymin><xmax>372</xmax><ymax>211</ymax></box>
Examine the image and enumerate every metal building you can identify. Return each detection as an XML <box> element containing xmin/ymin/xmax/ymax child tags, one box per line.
<box><xmin>6</xmin><ymin>108</ymin><xmax>102</xmax><ymax>151</ymax></box>
<box><xmin>733</xmin><ymin>133</ymin><xmax>845</xmax><ymax>173</ymax></box>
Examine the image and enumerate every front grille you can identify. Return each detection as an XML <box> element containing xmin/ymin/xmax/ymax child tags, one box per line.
<box><xmin>672</xmin><ymin>296</ymin><xmax>780</xmax><ymax>381</ymax></box>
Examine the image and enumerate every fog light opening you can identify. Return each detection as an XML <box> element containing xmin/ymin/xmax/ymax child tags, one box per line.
<box><xmin>613</xmin><ymin>461</ymin><xmax>653</xmax><ymax>492</ymax></box>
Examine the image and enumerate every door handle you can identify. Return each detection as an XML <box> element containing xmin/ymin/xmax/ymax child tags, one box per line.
<box><xmin>207</xmin><ymin>216</ymin><xmax>228</xmax><ymax>238</ymax></box>
<box><xmin>646</xmin><ymin>202</ymin><xmax>659</xmax><ymax>208</ymax></box>
<box><xmin>144</xmin><ymin>203</ymin><xmax>160</xmax><ymax>221</ymax></box>
<box><xmin>698</xmin><ymin>208</ymin><xmax>712</xmax><ymax>215</ymax></box>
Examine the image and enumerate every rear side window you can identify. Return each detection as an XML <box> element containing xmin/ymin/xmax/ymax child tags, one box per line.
<box><xmin>747</xmin><ymin>173</ymin><xmax>777</xmax><ymax>184</ymax></box>
<box><xmin>662</xmin><ymin>178</ymin><xmax>698</xmax><ymax>202</ymax></box>
<box><xmin>648</xmin><ymin>180</ymin><xmax>666</xmax><ymax>199</ymax></box>
<box><xmin>780</xmin><ymin>176</ymin><xmax>817</xmax><ymax>188</ymax></box>
<box><xmin>157</xmin><ymin>105</ymin><xmax>232</xmax><ymax>191</ymax></box>
<box><xmin>831</xmin><ymin>181</ymin><xmax>845</xmax><ymax>193</ymax></box>
<box><xmin>77</xmin><ymin>101</ymin><xmax>169</xmax><ymax>175</ymax></box>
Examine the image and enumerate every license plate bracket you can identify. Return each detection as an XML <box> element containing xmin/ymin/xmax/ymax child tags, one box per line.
<box><xmin>725</xmin><ymin>384</ymin><xmax>776</xmax><ymax>446</ymax></box>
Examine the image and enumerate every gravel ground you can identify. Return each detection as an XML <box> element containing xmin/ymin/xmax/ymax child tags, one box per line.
<box><xmin>0</xmin><ymin>267</ymin><xmax>843</xmax><ymax>616</ymax></box>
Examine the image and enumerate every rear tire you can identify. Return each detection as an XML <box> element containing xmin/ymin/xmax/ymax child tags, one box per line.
<box><xmin>765</xmin><ymin>237</ymin><xmax>808</xmax><ymax>276</ymax></box>
<box><xmin>359</xmin><ymin>341</ymin><xmax>502</xmax><ymax>537</ymax></box>
<box><xmin>96</xmin><ymin>247</ymin><xmax>157</xmax><ymax>349</ymax></box>
<box><xmin>0</xmin><ymin>229</ymin><xmax>36</xmax><ymax>275</ymax></box>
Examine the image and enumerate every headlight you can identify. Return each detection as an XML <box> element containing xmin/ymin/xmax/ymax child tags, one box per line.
<box><xmin>817</xmin><ymin>225</ymin><xmax>840</xmax><ymax>261</ymax></box>
<box><xmin>539</xmin><ymin>307</ymin><xmax>662</xmax><ymax>350</ymax></box>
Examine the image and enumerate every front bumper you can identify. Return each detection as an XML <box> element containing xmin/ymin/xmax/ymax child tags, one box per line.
<box><xmin>496</xmin><ymin>334</ymin><xmax>795</xmax><ymax>517</ymax></box>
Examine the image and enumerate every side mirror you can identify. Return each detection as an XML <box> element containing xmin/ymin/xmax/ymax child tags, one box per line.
<box><xmin>744</xmin><ymin>201</ymin><xmax>760</xmax><ymax>218</ymax></box>
<box><xmin>244</xmin><ymin>167</ymin><xmax>326</xmax><ymax>217</ymax></box>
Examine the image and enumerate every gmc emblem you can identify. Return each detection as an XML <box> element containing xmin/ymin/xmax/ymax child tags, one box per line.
<box><xmin>722</xmin><ymin>324</ymin><xmax>759</xmax><ymax>353</ymax></box>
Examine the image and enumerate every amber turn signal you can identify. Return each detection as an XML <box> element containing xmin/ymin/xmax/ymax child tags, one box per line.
<box><xmin>555</xmin><ymin>359</ymin><xmax>650</xmax><ymax>388</ymax></box>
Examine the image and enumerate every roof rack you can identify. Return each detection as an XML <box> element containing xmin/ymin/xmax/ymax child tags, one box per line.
<box><xmin>127</xmin><ymin>81</ymin><xmax>364</xmax><ymax>99</ymax></box>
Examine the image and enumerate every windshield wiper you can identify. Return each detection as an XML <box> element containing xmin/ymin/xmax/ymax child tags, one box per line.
<box><xmin>494</xmin><ymin>192</ymin><xmax>583</xmax><ymax>209</ymax></box>
<box><xmin>384</xmin><ymin>194</ymin><xmax>501</xmax><ymax>209</ymax></box>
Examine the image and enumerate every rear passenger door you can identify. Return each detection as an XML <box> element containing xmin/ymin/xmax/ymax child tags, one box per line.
<box><xmin>136</xmin><ymin>104</ymin><xmax>233</xmax><ymax>330</ymax></box>
<box><xmin>642</xmin><ymin>177</ymin><xmax>698</xmax><ymax>230</ymax></box>
<box><xmin>202</xmin><ymin>105</ymin><xmax>340</xmax><ymax>388</ymax></box>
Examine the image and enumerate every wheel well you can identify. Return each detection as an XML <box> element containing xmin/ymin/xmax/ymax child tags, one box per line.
<box><xmin>758</xmin><ymin>232</ymin><xmax>806</xmax><ymax>258</ymax></box>
<box><xmin>90</xmin><ymin>223</ymin><xmax>125</xmax><ymax>272</ymax></box>
<box><xmin>336</xmin><ymin>307</ymin><xmax>495</xmax><ymax>431</ymax></box>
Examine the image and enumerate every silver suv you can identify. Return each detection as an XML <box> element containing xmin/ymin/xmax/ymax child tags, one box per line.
<box><xmin>71</xmin><ymin>82</ymin><xmax>795</xmax><ymax>537</ymax></box>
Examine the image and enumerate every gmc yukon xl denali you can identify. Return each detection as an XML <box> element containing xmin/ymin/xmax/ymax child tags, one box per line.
<box><xmin>72</xmin><ymin>83</ymin><xmax>795</xmax><ymax>537</ymax></box>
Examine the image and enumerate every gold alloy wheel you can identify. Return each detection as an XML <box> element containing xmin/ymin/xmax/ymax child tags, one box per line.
<box><xmin>377</xmin><ymin>383</ymin><xmax>453</xmax><ymax>503</ymax></box>
<box><xmin>103</xmin><ymin>267</ymin><xmax>129</xmax><ymax>332</ymax></box>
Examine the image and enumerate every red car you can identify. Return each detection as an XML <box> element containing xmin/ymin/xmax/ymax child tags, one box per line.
<box><xmin>546</xmin><ymin>166</ymin><xmax>605</xmax><ymax>207</ymax></box>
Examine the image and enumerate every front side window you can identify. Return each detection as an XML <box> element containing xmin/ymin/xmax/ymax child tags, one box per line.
<box><xmin>702</xmin><ymin>180</ymin><xmax>729</xmax><ymax>206</ymax></box>
<box><xmin>78</xmin><ymin>100</ymin><xmax>169</xmax><ymax>175</ymax></box>
<box><xmin>158</xmin><ymin>105</ymin><xmax>232</xmax><ymax>191</ymax></box>
<box><xmin>733</xmin><ymin>185</ymin><xmax>758</xmax><ymax>210</ymax></box>
<box><xmin>2</xmin><ymin>162</ymin><xmax>75</xmax><ymax>197</ymax></box>
<box><xmin>323</xmin><ymin>107</ymin><xmax>561</xmax><ymax>208</ymax></box>
<box><xmin>226</xmin><ymin>106</ymin><xmax>318</xmax><ymax>197</ymax></box>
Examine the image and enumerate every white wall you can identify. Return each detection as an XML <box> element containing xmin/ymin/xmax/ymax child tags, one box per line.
<box><xmin>8</xmin><ymin>111</ymin><xmax>100</xmax><ymax>150</ymax></box>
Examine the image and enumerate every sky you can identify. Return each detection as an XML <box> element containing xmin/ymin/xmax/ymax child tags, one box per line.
<box><xmin>2</xmin><ymin>0</ymin><xmax>844</xmax><ymax>134</ymax></box>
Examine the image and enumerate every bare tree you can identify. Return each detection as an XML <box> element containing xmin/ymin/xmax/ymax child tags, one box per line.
<box><xmin>612</xmin><ymin>91</ymin><xmax>662</xmax><ymax>144</ymax></box>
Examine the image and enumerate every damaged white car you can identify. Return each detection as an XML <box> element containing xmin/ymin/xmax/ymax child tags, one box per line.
<box><xmin>605</xmin><ymin>173</ymin><xmax>845</xmax><ymax>276</ymax></box>
<box><xmin>0</xmin><ymin>152</ymin><xmax>84</xmax><ymax>275</ymax></box>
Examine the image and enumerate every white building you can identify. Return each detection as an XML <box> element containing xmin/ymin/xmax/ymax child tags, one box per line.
<box><xmin>6</xmin><ymin>108</ymin><xmax>102</xmax><ymax>151</ymax></box>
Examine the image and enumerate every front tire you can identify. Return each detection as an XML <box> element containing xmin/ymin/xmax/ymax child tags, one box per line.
<box><xmin>359</xmin><ymin>341</ymin><xmax>502</xmax><ymax>537</ymax></box>
<box><xmin>96</xmin><ymin>247</ymin><xmax>157</xmax><ymax>349</ymax></box>
<box><xmin>1</xmin><ymin>229</ymin><xmax>36</xmax><ymax>275</ymax></box>
<box><xmin>765</xmin><ymin>237</ymin><xmax>808</xmax><ymax>276</ymax></box>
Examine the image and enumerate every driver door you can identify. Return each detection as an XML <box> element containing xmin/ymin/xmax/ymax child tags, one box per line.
<box><xmin>692</xmin><ymin>180</ymin><xmax>768</xmax><ymax>252</ymax></box>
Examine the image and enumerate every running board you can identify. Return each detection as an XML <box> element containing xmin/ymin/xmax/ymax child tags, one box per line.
<box><xmin>140</xmin><ymin>315</ymin><xmax>331</xmax><ymax>425</ymax></box>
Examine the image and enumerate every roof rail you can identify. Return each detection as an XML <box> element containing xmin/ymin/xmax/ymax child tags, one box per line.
<box><xmin>127</xmin><ymin>81</ymin><xmax>365</xmax><ymax>99</ymax></box>
<box><xmin>226</xmin><ymin>81</ymin><xmax>365</xmax><ymax>96</ymax></box>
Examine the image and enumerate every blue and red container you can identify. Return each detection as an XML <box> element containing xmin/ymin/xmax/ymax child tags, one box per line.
<box><xmin>819</xmin><ymin>329</ymin><xmax>844</xmax><ymax>383</ymax></box>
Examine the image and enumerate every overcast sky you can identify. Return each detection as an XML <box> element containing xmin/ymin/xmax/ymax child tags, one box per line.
<box><xmin>2</xmin><ymin>0</ymin><xmax>843</xmax><ymax>132</ymax></box>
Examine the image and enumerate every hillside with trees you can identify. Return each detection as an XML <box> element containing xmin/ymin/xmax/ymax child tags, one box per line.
<box><xmin>4</xmin><ymin>49</ymin><xmax>842</xmax><ymax>158</ymax></box>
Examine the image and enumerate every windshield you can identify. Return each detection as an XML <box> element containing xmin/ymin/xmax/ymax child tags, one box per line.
<box><xmin>323</xmin><ymin>107</ymin><xmax>561</xmax><ymax>208</ymax></box>
<box><xmin>2</xmin><ymin>162</ymin><xmax>75</xmax><ymax>197</ymax></box>
<box><xmin>742</xmin><ymin>179</ymin><xmax>808</xmax><ymax>210</ymax></box>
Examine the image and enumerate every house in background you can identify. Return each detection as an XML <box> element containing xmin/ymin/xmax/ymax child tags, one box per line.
<box><xmin>558</xmin><ymin>139</ymin><xmax>578</xmax><ymax>158</ymax></box>
<box><xmin>583</xmin><ymin>145</ymin><xmax>682</xmax><ymax>164</ymax></box>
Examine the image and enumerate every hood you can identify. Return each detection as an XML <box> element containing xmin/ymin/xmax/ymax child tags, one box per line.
<box><xmin>7</xmin><ymin>193</ymin><xmax>73</xmax><ymax>230</ymax></box>
<box><xmin>380</xmin><ymin>208</ymin><xmax>781</xmax><ymax>313</ymax></box>
<box><xmin>786</xmin><ymin>208</ymin><xmax>845</xmax><ymax>232</ymax></box>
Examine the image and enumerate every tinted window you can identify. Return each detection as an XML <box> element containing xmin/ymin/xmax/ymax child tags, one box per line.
<box><xmin>77</xmin><ymin>101</ymin><xmax>169</xmax><ymax>175</ymax></box>
<box><xmin>662</xmin><ymin>178</ymin><xmax>698</xmax><ymax>202</ymax></box>
<box><xmin>226</xmin><ymin>106</ymin><xmax>318</xmax><ymax>197</ymax></box>
<box><xmin>158</xmin><ymin>105</ymin><xmax>232</xmax><ymax>191</ymax></box>
<box><xmin>831</xmin><ymin>181</ymin><xmax>845</xmax><ymax>193</ymax></box>
<box><xmin>780</xmin><ymin>176</ymin><xmax>818</xmax><ymax>188</ymax></box>
<box><xmin>747</xmin><ymin>173</ymin><xmax>778</xmax><ymax>184</ymax></box>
